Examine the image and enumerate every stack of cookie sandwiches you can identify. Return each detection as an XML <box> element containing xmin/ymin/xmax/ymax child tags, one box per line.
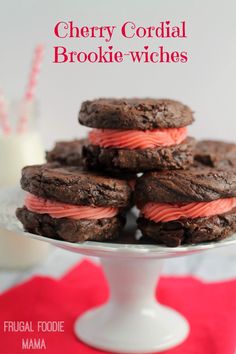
<box><xmin>17</xmin><ymin>98</ymin><xmax>236</xmax><ymax>247</ymax></box>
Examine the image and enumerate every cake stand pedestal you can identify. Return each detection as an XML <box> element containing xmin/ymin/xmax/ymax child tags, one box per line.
<box><xmin>1</xmin><ymin>187</ymin><xmax>236</xmax><ymax>353</ymax></box>
<box><xmin>75</xmin><ymin>257</ymin><xmax>188</xmax><ymax>353</ymax></box>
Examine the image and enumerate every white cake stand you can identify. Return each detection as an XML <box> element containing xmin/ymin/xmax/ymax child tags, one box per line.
<box><xmin>1</xmin><ymin>187</ymin><xmax>236</xmax><ymax>353</ymax></box>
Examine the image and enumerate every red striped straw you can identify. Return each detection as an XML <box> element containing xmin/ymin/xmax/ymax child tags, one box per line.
<box><xmin>0</xmin><ymin>89</ymin><xmax>11</xmax><ymax>135</ymax></box>
<box><xmin>17</xmin><ymin>44</ymin><xmax>44</xmax><ymax>133</ymax></box>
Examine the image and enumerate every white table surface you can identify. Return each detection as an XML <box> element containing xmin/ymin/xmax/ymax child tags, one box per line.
<box><xmin>1</xmin><ymin>243</ymin><xmax>236</xmax><ymax>293</ymax></box>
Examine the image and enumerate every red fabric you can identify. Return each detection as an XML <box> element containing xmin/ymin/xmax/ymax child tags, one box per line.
<box><xmin>0</xmin><ymin>260</ymin><xmax>235</xmax><ymax>354</ymax></box>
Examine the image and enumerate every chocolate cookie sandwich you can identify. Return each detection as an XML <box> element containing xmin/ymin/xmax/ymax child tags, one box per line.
<box><xmin>194</xmin><ymin>140</ymin><xmax>236</xmax><ymax>169</ymax></box>
<box><xmin>46</xmin><ymin>138</ymin><xmax>87</xmax><ymax>166</ymax></box>
<box><xmin>135</xmin><ymin>168</ymin><xmax>236</xmax><ymax>247</ymax></box>
<box><xmin>16</xmin><ymin>164</ymin><xmax>133</xmax><ymax>242</ymax></box>
<box><xmin>79</xmin><ymin>98</ymin><xmax>195</xmax><ymax>173</ymax></box>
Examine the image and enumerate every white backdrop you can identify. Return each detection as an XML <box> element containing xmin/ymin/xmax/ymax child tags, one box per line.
<box><xmin>0</xmin><ymin>0</ymin><xmax>235</xmax><ymax>149</ymax></box>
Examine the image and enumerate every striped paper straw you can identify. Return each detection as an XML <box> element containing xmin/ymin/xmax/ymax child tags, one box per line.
<box><xmin>17</xmin><ymin>44</ymin><xmax>44</xmax><ymax>133</ymax></box>
<box><xmin>0</xmin><ymin>89</ymin><xmax>11</xmax><ymax>135</ymax></box>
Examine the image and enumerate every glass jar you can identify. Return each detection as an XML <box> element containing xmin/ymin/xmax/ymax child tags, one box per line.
<box><xmin>0</xmin><ymin>100</ymin><xmax>50</xmax><ymax>269</ymax></box>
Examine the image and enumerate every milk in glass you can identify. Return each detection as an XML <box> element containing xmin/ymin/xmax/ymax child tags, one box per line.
<box><xmin>0</xmin><ymin>102</ymin><xmax>50</xmax><ymax>269</ymax></box>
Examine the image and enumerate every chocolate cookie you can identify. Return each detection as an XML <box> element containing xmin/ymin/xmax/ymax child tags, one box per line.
<box><xmin>138</xmin><ymin>209</ymin><xmax>236</xmax><ymax>247</ymax></box>
<box><xmin>46</xmin><ymin>139</ymin><xmax>87</xmax><ymax>166</ymax></box>
<box><xmin>135</xmin><ymin>167</ymin><xmax>236</xmax><ymax>206</ymax></box>
<box><xmin>21</xmin><ymin>164</ymin><xmax>132</xmax><ymax>207</ymax></box>
<box><xmin>16</xmin><ymin>207</ymin><xmax>125</xmax><ymax>243</ymax></box>
<box><xmin>79</xmin><ymin>98</ymin><xmax>194</xmax><ymax>130</ymax></box>
<box><xmin>83</xmin><ymin>137</ymin><xmax>195</xmax><ymax>173</ymax></box>
<box><xmin>135</xmin><ymin>167</ymin><xmax>236</xmax><ymax>247</ymax></box>
<box><xmin>194</xmin><ymin>140</ymin><xmax>236</xmax><ymax>169</ymax></box>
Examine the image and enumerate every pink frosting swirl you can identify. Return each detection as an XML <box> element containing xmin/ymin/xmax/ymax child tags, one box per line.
<box><xmin>25</xmin><ymin>193</ymin><xmax>118</xmax><ymax>220</ymax></box>
<box><xmin>89</xmin><ymin>127</ymin><xmax>187</xmax><ymax>149</ymax></box>
<box><xmin>141</xmin><ymin>198</ymin><xmax>236</xmax><ymax>222</ymax></box>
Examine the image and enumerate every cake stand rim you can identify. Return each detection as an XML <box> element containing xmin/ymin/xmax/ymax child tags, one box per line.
<box><xmin>14</xmin><ymin>228</ymin><xmax>236</xmax><ymax>258</ymax></box>
<box><xmin>1</xmin><ymin>186</ymin><xmax>236</xmax><ymax>258</ymax></box>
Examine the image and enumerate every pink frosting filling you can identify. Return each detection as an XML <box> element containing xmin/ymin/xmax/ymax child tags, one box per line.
<box><xmin>141</xmin><ymin>198</ymin><xmax>236</xmax><ymax>222</ymax></box>
<box><xmin>25</xmin><ymin>193</ymin><xmax>118</xmax><ymax>220</ymax></box>
<box><xmin>89</xmin><ymin>127</ymin><xmax>187</xmax><ymax>149</ymax></box>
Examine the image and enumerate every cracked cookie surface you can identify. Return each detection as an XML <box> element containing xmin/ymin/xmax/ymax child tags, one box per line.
<box><xmin>135</xmin><ymin>167</ymin><xmax>236</xmax><ymax>206</ymax></box>
<box><xmin>20</xmin><ymin>164</ymin><xmax>132</xmax><ymax>207</ymax></box>
<box><xmin>79</xmin><ymin>98</ymin><xmax>194</xmax><ymax>130</ymax></box>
